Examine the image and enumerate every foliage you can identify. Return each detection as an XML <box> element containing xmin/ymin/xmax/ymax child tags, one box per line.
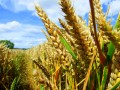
<box><xmin>0</xmin><ymin>40</ymin><xmax>14</xmax><ymax>49</ymax></box>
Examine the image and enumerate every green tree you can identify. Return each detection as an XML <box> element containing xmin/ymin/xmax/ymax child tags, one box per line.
<box><xmin>0</xmin><ymin>40</ymin><xmax>14</xmax><ymax>49</ymax></box>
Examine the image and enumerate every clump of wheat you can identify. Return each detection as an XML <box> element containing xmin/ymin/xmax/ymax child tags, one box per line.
<box><xmin>0</xmin><ymin>44</ymin><xmax>13</xmax><ymax>89</ymax></box>
<box><xmin>13</xmin><ymin>53</ymin><xmax>38</xmax><ymax>90</ymax></box>
<box><xmin>35</xmin><ymin>0</ymin><xmax>120</xmax><ymax>89</ymax></box>
<box><xmin>35</xmin><ymin>1</ymin><xmax>100</xmax><ymax>89</ymax></box>
<box><xmin>35</xmin><ymin>5</ymin><xmax>71</xmax><ymax>66</ymax></box>
<box><xmin>93</xmin><ymin>0</ymin><xmax>120</xmax><ymax>89</ymax></box>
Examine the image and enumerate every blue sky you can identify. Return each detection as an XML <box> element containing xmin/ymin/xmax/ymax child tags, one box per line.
<box><xmin>0</xmin><ymin>0</ymin><xmax>120</xmax><ymax>48</ymax></box>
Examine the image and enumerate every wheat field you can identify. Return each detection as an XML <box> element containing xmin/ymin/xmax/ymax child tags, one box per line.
<box><xmin>0</xmin><ymin>0</ymin><xmax>120</xmax><ymax>90</ymax></box>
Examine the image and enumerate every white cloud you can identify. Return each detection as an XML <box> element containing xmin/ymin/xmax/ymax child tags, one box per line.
<box><xmin>0</xmin><ymin>21</ymin><xmax>46</xmax><ymax>48</ymax></box>
<box><xmin>0</xmin><ymin>21</ymin><xmax>43</xmax><ymax>33</ymax></box>
<box><xmin>36</xmin><ymin>0</ymin><xmax>90</xmax><ymax>22</ymax></box>
<box><xmin>72</xmin><ymin>0</ymin><xmax>90</xmax><ymax>16</ymax></box>
<box><xmin>0</xmin><ymin>0</ymin><xmax>35</xmax><ymax>12</ymax></box>
<box><xmin>0</xmin><ymin>0</ymin><xmax>117</xmax><ymax>23</ymax></box>
<box><xmin>108</xmin><ymin>0</ymin><xmax>120</xmax><ymax>16</ymax></box>
<box><xmin>0</xmin><ymin>21</ymin><xmax>21</xmax><ymax>32</ymax></box>
<box><xmin>36</xmin><ymin>0</ymin><xmax>63</xmax><ymax>23</ymax></box>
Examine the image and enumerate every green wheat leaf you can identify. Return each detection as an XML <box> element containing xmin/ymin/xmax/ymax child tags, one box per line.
<box><xmin>110</xmin><ymin>81</ymin><xmax>120</xmax><ymax>90</ymax></box>
<box><xmin>10</xmin><ymin>76</ymin><xmax>20</xmax><ymax>90</ymax></box>
<box><xmin>107</xmin><ymin>42</ymin><xmax>115</xmax><ymax>63</ymax></box>
<box><xmin>40</xmin><ymin>85</ymin><xmax>45</xmax><ymax>90</ymax></box>
<box><xmin>59</xmin><ymin>35</ymin><xmax>77</xmax><ymax>60</ymax></box>
<box><xmin>96</xmin><ymin>70</ymin><xmax>101</xmax><ymax>90</ymax></box>
<box><xmin>100</xmin><ymin>66</ymin><xmax>108</xmax><ymax>90</ymax></box>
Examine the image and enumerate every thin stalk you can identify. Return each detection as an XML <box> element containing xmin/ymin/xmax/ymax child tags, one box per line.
<box><xmin>83</xmin><ymin>50</ymin><xmax>96</xmax><ymax>90</ymax></box>
<box><xmin>89</xmin><ymin>0</ymin><xmax>106</xmax><ymax>65</ymax></box>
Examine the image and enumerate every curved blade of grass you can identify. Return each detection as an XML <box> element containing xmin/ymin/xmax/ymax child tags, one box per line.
<box><xmin>10</xmin><ymin>76</ymin><xmax>20</xmax><ymax>90</ymax></box>
<box><xmin>96</xmin><ymin>70</ymin><xmax>101</xmax><ymax>90</ymax></box>
<box><xmin>10</xmin><ymin>77</ymin><xmax>18</xmax><ymax>90</ymax></box>
<box><xmin>110</xmin><ymin>81</ymin><xmax>120</xmax><ymax>90</ymax></box>
<box><xmin>59</xmin><ymin>35</ymin><xmax>77</xmax><ymax>60</ymax></box>
<box><xmin>107</xmin><ymin>42</ymin><xmax>115</xmax><ymax>63</ymax></box>
<box><xmin>100</xmin><ymin>66</ymin><xmax>108</xmax><ymax>90</ymax></box>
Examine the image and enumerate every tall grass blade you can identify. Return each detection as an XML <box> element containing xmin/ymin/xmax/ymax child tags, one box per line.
<box><xmin>107</xmin><ymin>42</ymin><xmax>115</xmax><ymax>62</ymax></box>
<box><xmin>10</xmin><ymin>76</ymin><xmax>20</xmax><ymax>90</ymax></box>
<box><xmin>59</xmin><ymin>35</ymin><xmax>77</xmax><ymax>60</ymax></box>
<box><xmin>96</xmin><ymin>70</ymin><xmax>101</xmax><ymax>90</ymax></box>
<box><xmin>100</xmin><ymin>66</ymin><xmax>108</xmax><ymax>90</ymax></box>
